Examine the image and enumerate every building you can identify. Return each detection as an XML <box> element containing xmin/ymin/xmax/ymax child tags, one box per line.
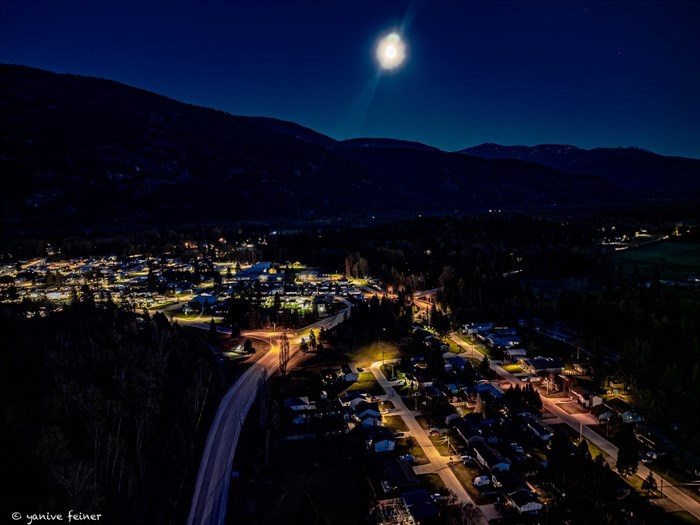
<box><xmin>366</xmin><ymin>426</ymin><xmax>396</xmax><ymax>453</ymax></box>
<box><xmin>469</xmin><ymin>436</ymin><xmax>511</xmax><ymax>473</ymax></box>
<box><xmin>520</xmin><ymin>357</ymin><xmax>563</xmax><ymax>375</ymax></box>
<box><xmin>507</xmin><ymin>489</ymin><xmax>544</xmax><ymax>514</ymax></box>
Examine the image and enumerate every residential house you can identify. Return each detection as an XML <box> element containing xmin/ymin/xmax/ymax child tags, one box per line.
<box><xmin>366</xmin><ymin>426</ymin><xmax>396</xmax><ymax>453</ymax></box>
<box><xmin>469</xmin><ymin>436</ymin><xmax>511</xmax><ymax>473</ymax></box>
<box><xmin>339</xmin><ymin>391</ymin><xmax>370</xmax><ymax>409</ymax></box>
<box><xmin>384</xmin><ymin>459</ymin><xmax>421</xmax><ymax>492</ymax></box>
<box><xmin>570</xmin><ymin>385</ymin><xmax>603</xmax><ymax>408</ymax></box>
<box><xmin>355</xmin><ymin>400</ymin><xmax>381</xmax><ymax>427</ymax></box>
<box><xmin>524</xmin><ymin>416</ymin><xmax>553</xmax><ymax>441</ymax></box>
<box><xmin>341</xmin><ymin>363</ymin><xmax>360</xmax><ymax>382</ymax></box>
<box><xmin>506</xmin><ymin>489</ymin><xmax>544</xmax><ymax>514</ymax></box>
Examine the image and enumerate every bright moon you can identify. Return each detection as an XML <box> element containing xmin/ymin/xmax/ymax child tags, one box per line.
<box><xmin>377</xmin><ymin>32</ymin><xmax>405</xmax><ymax>70</ymax></box>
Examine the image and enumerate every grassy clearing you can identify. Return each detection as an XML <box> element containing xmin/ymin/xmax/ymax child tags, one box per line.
<box><xmin>448</xmin><ymin>340</ymin><xmax>464</xmax><ymax>354</ymax></box>
<box><xmin>419</xmin><ymin>473</ymin><xmax>448</xmax><ymax>494</ymax></box>
<box><xmin>382</xmin><ymin>415</ymin><xmax>409</xmax><ymax>432</ymax></box>
<box><xmin>347</xmin><ymin>372</ymin><xmax>384</xmax><ymax>395</ymax></box>
<box><xmin>347</xmin><ymin>341</ymin><xmax>399</xmax><ymax>368</ymax></box>
<box><xmin>613</xmin><ymin>241</ymin><xmax>700</xmax><ymax>282</ymax></box>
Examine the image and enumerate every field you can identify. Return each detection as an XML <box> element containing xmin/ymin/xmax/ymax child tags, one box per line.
<box><xmin>612</xmin><ymin>241</ymin><xmax>700</xmax><ymax>282</ymax></box>
<box><xmin>347</xmin><ymin>340</ymin><xmax>400</xmax><ymax>368</ymax></box>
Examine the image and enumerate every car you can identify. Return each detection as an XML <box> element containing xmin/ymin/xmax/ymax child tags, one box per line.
<box><xmin>394</xmin><ymin>432</ymin><xmax>406</xmax><ymax>438</ymax></box>
<box><xmin>474</xmin><ymin>475</ymin><xmax>491</xmax><ymax>487</ymax></box>
<box><xmin>429</xmin><ymin>430</ymin><xmax>440</xmax><ymax>436</ymax></box>
<box><xmin>460</xmin><ymin>454</ymin><xmax>474</xmax><ymax>464</ymax></box>
<box><xmin>430</xmin><ymin>493</ymin><xmax>442</xmax><ymax>502</ymax></box>
<box><xmin>400</xmin><ymin>454</ymin><xmax>415</xmax><ymax>462</ymax></box>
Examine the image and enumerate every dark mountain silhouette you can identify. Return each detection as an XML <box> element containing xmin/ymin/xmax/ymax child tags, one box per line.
<box><xmin>3</xmin><ymin>64</ymin><xmax>683</xmax><ymax>237</ymax></box>
<box><xmin>459</xmin><ymin>143</ymin><xmax>700</xmax><ymax>194</ymax></box>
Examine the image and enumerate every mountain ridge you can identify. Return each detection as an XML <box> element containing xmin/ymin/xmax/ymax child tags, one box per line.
<box><xmin>2</xmin><ymin>64</ymin><xmax>695</xmax><ymax>238</ymax></box>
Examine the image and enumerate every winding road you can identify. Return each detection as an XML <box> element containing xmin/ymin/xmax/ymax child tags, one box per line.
<box><xmin>187</xmin><ymin>304</ymin><xmax>351</xmax><ymax>525</ymax></box>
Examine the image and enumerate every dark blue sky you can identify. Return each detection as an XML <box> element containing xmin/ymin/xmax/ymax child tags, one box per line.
<box><xmin>2</xmin><ymin>0</ymin><xmax>699</xmax><ymax>157</ymax></box>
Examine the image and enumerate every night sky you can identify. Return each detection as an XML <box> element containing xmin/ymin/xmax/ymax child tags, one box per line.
<box><xmin>2</xmin><ymin>0</ymin><xmax>699</xmax><ymax>158</ymax></box>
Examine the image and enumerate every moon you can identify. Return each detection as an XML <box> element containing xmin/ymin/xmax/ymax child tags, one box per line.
<box><xmin>377</xmin><ymin>32</ymin><xmax>406</xmax><ymax>70</ymax></box>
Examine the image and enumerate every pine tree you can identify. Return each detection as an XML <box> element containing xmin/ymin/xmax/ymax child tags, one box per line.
<box><xmin>641</xmin><ymin>470</ymin><xmax>657</xmax><ymax>496</ymax></box>
<box><xmin>615</xmin><ymin>425</ymin><xmax>639</xmax><ymax>477</ymax></box>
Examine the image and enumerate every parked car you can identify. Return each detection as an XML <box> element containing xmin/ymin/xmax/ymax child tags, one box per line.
<box><xmin>400</xmin><ymin>454</ymin><xmax>415</xmax><ymax>462</ymax></box>
<box><xmin>474</xmin><ymin>475</ymin><xmax>491</xmax><ymax>487</ymax></box>
<box><xmin>394</xmin><ymin>432</ymin><xmax>406</xmax><ymax>438</ymax></box>
<box><xmin>429</xmin><ymin>429</ymin><xmax>441</xmax><ymax>436</ymax></box>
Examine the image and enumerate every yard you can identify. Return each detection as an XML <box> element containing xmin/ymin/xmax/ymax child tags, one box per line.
<box><xmin>347</xmin><ymin>371</ymin><xmax>384</xmax><ymax>395</ymax></box>
<box><xmin>449</xmin><ymin>462</ymin><xmax>491</xmax><ymax>505</ymax></box>
<box><xmin>396</xmin><ymin>437</ymin><xmax>430</xmax><ymax>466</ymax></box>
<box><xmin>382</xmin><ymin>415</ymin><xmax>409</xmax><ymax>432</ymax></box>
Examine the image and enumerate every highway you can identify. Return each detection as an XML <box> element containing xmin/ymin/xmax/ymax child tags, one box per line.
<box><xmin>186</xmin><ymin>304</ymin><xmax>351</xmax><ymax>525</ymax></box>
<box><xmin>450</xmin><ymin>334</ymin><xmax>700</xmax><ymax>522</ymax></box>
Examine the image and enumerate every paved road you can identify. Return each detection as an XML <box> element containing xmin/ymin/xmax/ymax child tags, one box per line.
<box><xmin>369</xmin><ymin>361</ymin><xmax>494</xmax><ymax>524</ymax></box>
<box><xmin>187</xmin><ymin>304</ymin><xmax>351</xmax><ymax>525</ymax></box>
<box><xmin>450</xmin><ymin>333</ymin><xmax>700</xmax><ymax>522</ymax></box>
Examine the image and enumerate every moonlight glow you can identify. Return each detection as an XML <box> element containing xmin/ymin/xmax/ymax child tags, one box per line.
<box><xmin>377</xmin><ymin>32</ymin><xmax>405</xmax><ymax>70</ymax></box>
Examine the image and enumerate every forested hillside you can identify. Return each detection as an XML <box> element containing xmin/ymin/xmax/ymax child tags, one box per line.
<box><xmin>0</xmin><ymin>299</ymin><xmax>219</xmax><ymax>524</ymax></box>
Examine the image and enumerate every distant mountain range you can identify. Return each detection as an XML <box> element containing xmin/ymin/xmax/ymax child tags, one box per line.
<box><xmin>2</xmin><ymin>64</ymin><xmax>699</xmax><ymax>237</ymax></box>
<box><xmin>459</xmin><ymin>143</ymin><xmax>700</xmax><ymax>194</ymax></box>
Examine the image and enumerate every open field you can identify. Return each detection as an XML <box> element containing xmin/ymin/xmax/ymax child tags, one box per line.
<box><xmin>612</xmin><ymin>241</ymin><xmax>700</xmax><ymax>282</ymax></box>
<box><xmin>347</xmin><ymin>340</ymin><xmax>399</xmax><ymax>368</ymax></box>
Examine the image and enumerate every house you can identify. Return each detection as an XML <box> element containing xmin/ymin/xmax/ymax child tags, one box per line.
<box><xmin>474</xmin><ymin>382</ymin><xmax>505</xmax><ymax>401</ymax></box>
<box><xmin>366</xmin><ymin>426</ymin><xmax>396</xmax><ymax>453</ymax></box>
<box><xmin>339</xmin><ymin>390</ymin><xmax>371</xmax><ymax>409</ymax></box>
<box><xmin>524</xmin><ymin>416</ymin><xmax>553</xmax><ymax>441</ymax></box>
<box><xmin>401</xmin><ymin>490</ymin><xmax>438</xmax><ymax>523</ymax></box>
<box><xmin>604</xmin><ymin>397</ymin><xmax>643</xmax><ymax>424</ymax></box>
<box><xmin>384</xmin><ymin>459</ymin><xmax>421</xmax><ymax>491</ymax></box>
<box><xmin>283</xmin><ymin>396</ymin><xmax>315</xmax><ymax>411</ymax></box>
<box><xmin>520</xmin><ymin>357</ymin><xmax>563</xmax><ymax>375</ymax></box>
<box><xmin>570</xmin><ymin>386</ymin><xmax>603</xmax><ymax>408</ymax></box>
<box><xmin>355</xmin><ymin>401</ymin><xmax>381</xmax><ymax>420</ymax></box>
<box><xmin>506</xmin><ymin>489</ymin><xmax>543</xmax><ymax>514</ymax></box>
<box><xmin>359</xmin><ymin>414</ymin><xmax>381</xmax><ymax>428</ymax></box>
<box><xmin>505</xmin><ymin>348</ymin><xmax>528</xmax><ymax>361</ymax></box>
<box><xmin>448</xmin><ymin>355</ymin><xmax>473</xmax><ymax>373</ymax></box>
<box><xmin>469</xmin><ymin>436</ymin><xmax>511</xmax><ymax>473</ymax></box>
<box><xmin>341</xmin><ymin>362</ymin><xmax>360</xmax><ymax>382</ymax></box>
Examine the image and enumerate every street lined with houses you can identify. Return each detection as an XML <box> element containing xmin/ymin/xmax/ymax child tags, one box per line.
<box><xmin>450</xmin><ymin>334</ymin><xmax>700</xmax><ymax>522</ymax></box>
